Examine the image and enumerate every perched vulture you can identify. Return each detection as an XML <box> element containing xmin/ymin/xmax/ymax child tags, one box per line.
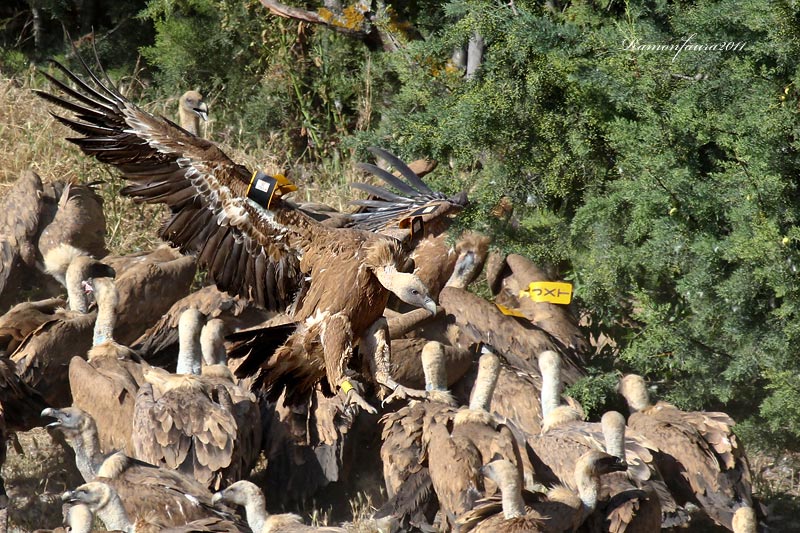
<box><xmin>0</xmin><ymin>170</ymin><xmax>44</xmax><ymax>311</ymax></box>
<box><xmin>42</xmin><ymin>407</ymin><xmax>240</xmax><ymax>527</ymax></box>
<box><xmin>132</xmin><ymin>308</ymin><xmax>260</xmax><ymax>490</ymax></box>
<box><xmin>438</xmin><ymin>286</ymin><xmax>586</xmax><ymax>386</ymax></box>
<box><xmin>178</xmin><ymin>90</ymin><xmax>209</xmax><ymax>136</ymax></box>
<box><xmin>62</xmin><ymin>480</ymin><xmax>245</xmax><ymax>532</ymax></box>
<box><xmin>618</xmin><ymin>374</ymin><xmax>756</xmax><ymax>531</ymax></box>
<box><xmin>212</xmin><ymin>480</ymin><xmax>346</xmax><ymax>532</ymax></box>
<box><xmin>457</xmin><ymin>452</ymin><xmax>628</xmax><ymax>533</ymax></box>
<box><xmin>69</xmin><ymin>276</ymin><xmax>147</xmax><ymax>455</ymax></box>
<box><xmin>427</xmin><ymin>350</ymin><xmax>529</xmax><ymax>530</ymax></box>
<box><xmin>36</xmin><ymin>181</ymin><xmax>107</xmax><ymax>262</ymax></box>
<box><xmin>102</xmin><ymin>245</ymin><xmax>197</xmax><ymax>345</ymax></box>
<box><xmin>38</xmin><ymin>58</ymin><xmax>445</xmax><ymax>413</ymax></box>
<box><xmin>377</xmin><ymin>341</ymin><xmax>459</xmax><ymax>529</ymax></box>
<box><xmin>132</xmin><ymin>285</ymin><xmax>273</xmax><ymax>369</ymax></box>
<box><xmin>10</xmin><ymin>252</ymin><xmax>115</xmax><ymax>407</ymax></box>
<box><xmin>487</xmin><ymin>253</ymin><xmax>588</xmax><ymax>356</ymax></box>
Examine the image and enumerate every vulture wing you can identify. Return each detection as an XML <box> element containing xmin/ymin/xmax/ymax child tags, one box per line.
<box><xmin>349</xmin><ymin>147</ymin><xmax>468</xmax><ymax>233</ymax></box>
<box><xmin>35</xmin><ymin>58</ymin><xmax>320</xmax><ymax>313</ymax></box>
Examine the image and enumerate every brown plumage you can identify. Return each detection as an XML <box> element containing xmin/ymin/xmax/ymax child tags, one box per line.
<box><xmin>0</xmin><ymin>170</ymin><xmax>43</xmax><ymax>311</ymax></box>
<box><xmin>0</xmin><ymin>297</ymin><xmax>66</xmax><ymax>354</ymax></box>
<box><xmin>490</xmin><ymin>253</ymin><xmax>589</xmax><ymax>355</ymax></box>
<box><xmin>212</xmin><ymin>480</ymin><xmax>346</xmax><ymax>532</ymax></box>
<box><xmin>178</xmin><ymin>90</ymin><xmax>209</xmax><ymax>136</ymax></box>
<box><xmin>42</xmin><ymin>407</ymin><xmax>240</xmax><ymax>527</ymax></box>
<box><xmin>427</xmin><ymin>350</ymin><xmax>528</xmax><ymax>529</ymax></box>
<box><xmin>618</xmin><ymin>374</ymin><xmax>755</xmax><ymax>531</ymax></box>
<box><xmin>62</xmin><ymin>480</ymin><xmax>245</xmax><ymax>532</ymax></box>
<box><xmin>69</xmin><ymin>277</ymin><xmax>147</xmax><ymax>455</ymax></box>
<box><xmin>36</xmin><ymin>181</ymin><xmax>107</xmax><ymax>261</ymax></box>
<box><xmin>132</xmin><ymin>285</ymin><xmax>273</xmax><ymax>369</ymax></box>
<box><xmin>438</xmin><ymin>286</ymin><xmax>586</xmax><ymax>385</ymax></box>
<box><xmin>458</xmin><ymin>452</ymin><xmax>629</xmax><ymax>533</ymax></box>
<box><xmin>38</xmin><ymin>60</ymin><xmax>439</xmax><ymax>412</ymax></box>
<box><xmin>10</xmin><ymin>254</ymin><xmax>115</xmax><ymax>407</ymax></box>
<box><xmin>103</xmin><ymin>245</ymin><xmax>197</xmax><ymax>345</ymax></box>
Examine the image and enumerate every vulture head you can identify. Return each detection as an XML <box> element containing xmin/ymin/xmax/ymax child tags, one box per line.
<box><xmin>578</xmin><ymin>449</ymin><xmax>628</xmax><ymax>478</ymax></box>
<box><xmin>62</xmin><ymin>481</ymin><xmax>112</xmax><ymax>512</ymax></box>
<box><xmin>42</xmin><ymin>407</ymin><xmax>93</xmax><ymax>437</ymax></box>
<box><xmin>618</xmin><ymin>374</ymin><xmax>651</xmax><ymax>412</ymax></box>
<box><xmin>380</xmin><ymin>269</ymin><xmax>436</xmax><ymax>314</ymax></box>
<box><xmin>447</xmin><ymin>232</ymin><xmax>491</xmax><ymax>289</ymax></box>
<box><xmin>179</xmin><ymin>90</ymin><xmax>209</xmax><ymax>135</ymax></box>
<box><xmin>211</xmin><ymin>479</ymin><xmax>264</xmax><ymax>507</ymax></box>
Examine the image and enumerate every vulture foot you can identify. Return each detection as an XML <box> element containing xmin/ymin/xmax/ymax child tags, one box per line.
<box><xmin>342</xmin><ymin>380</ymin><xmax>377</xmax><ymax>415</ymax></box>
<box><xmin>381</xmin><ymin>382</ymin><xmax>427</xmax><ymax>407</ymax></box>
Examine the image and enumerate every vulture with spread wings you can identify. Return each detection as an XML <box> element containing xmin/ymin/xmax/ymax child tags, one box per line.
<box><xmin>36</xmin><ymin>57</ymin><xmax>449</xmax><ymax>411</ymax></box>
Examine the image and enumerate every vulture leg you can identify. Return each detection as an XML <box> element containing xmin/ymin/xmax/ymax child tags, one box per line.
<box><xmin>324</xmin><ymin>313</ymin><xmax>377</xmax><ymax>415</ymax></box>
<box><xmin>361</xmin><ymin>318</ymin><xmax>426</xmax><ymax>406</ymax></box>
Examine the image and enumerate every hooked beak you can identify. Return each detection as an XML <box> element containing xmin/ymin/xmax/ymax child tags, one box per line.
<box><xmin>605</xmin><ymin>455</ymin><xmax>629</xmax><ymax>473</ymax></box>
<box><xmin>211</xmin><ymin>491</ymin><xmax>223</xmax><ymax>506</ymax></box>
<box><xmin>61</xmin><ymin>490</ymin><xmax>76</xmax><ymax>503</ymax></box>
<box><xmin>194</xmin><ymin>102</ymin><xmax>209</xmax><ymax>121</ymax></box>
<box><xmin>41</xmin><ymin>407</ymin><xmax>62</xmax><ymax>428</ymax></box>
<box><xmin>423</xmin><ymin>297</ymin><xmax>437</xmax><ymax>316</ymax></box>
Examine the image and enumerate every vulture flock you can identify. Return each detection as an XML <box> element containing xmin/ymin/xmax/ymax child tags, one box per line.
<box><xmin>0</xmin><ymin>54</ymin><xmax>763</xmax><ymax>532</ymax></box>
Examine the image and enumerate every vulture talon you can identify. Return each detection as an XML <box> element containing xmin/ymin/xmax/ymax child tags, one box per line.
<box><xmin>382</xmin><ymin>384</ymin><xmax>427</xmax><ymax>407</ymax></box>
<box><xmin>346</xmin><ymin>388</ymin><xmax>377</xmax><ymax>415</ymax></box>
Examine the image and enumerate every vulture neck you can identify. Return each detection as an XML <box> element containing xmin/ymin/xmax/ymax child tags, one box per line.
<box><xmin>574</xmin><ymin>462</ymin><xmax>601</xmax><ymax>519</ymax></box>
<box><xmin>179</xmin><ymin>107</ymin><xmax>200</xmax><ymax>136</ymax></box>
<box><xmin>94</xmin><ymin>489</ymin><xmax>133</xmax><ymax>533</ymax></box>
<box><xmin>498</xmin><ymin>472</ymin><xmax>525</xmax><ymax>519</ymax></box>
<box><xmin>92</xmin><ymin>281</ymin><xmax>118</xmax><ymax>346</ymax></box>
<box><xmin>601</xmin><ymin>412</ymin><xmax>626</xmax><ymax>459</ymax></box>
<box><xmin>65</xmin><ymin>259</ymin><xmax>90</xmax><ymax>314</ymax></box>
<box><xmin>470</xmin><ymin>351</ymin><xmax>500</xmax><ymax>411</ymax></box>
<box><xmin>67</xmin><ymin>503</ymin><xmax>94</xmax><ymax>533</ymax></box>
<box><xmin>176</xmin><ymin>309</ymin><xmax>203</xmax><ymax>375</ymax></box>
<box><xmin>70</xmin><ymin>424</ymin><xmax>104</xmax><ymax>482</ymax></box>
<box><xmin>241</xmin><ymin>490</ymin><xmax>268</xmax><ymax>533</ymax></box>
<box><xmin>445</xmin><ymin>250</ymin><xmax>477</xmax><ymax>289</ymax></box>
<box><xmin>539</xmin><ymin>352</ymin><xmax>562</xmax><ymax>419</ymax></box>
<box><xmin>421</xmin><ymin>342</ymin><xmax>447</xmax><ymax>392</ymax></box>
<box><xmin>201</xmin><ymin>320</ymin><xmax>227</xmax><ymax>366</ymax></box>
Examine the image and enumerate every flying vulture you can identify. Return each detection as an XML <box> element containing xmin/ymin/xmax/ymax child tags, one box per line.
<box><xmin>37</xmin><ymin>57</ymin><xmax>441</xmax><ymax>412</ymax></box>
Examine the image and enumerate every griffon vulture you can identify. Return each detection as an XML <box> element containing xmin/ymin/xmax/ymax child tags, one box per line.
<box><xmin>212</xmin><ymin>480</ymin><xmax>346</xmax><ymax>532</ymax></box>
<box><xmin>42</xmin><ymin>407</ymin><xmax>240</xmax><ymax>527</ymax></box>
<box><xmin>438</xmin><ymin>286</ymin><xmax>586</xmax><ymax>386</ymax></box>
<box><xmin>487</xmin><ymin>253</ymin><xmax>588</xmax><ymax>356</ymax></box>
<box><xmin>62</xmin><ymin>480</ymin><xmax>246</xmax><ymax>532</ymax></box>
<box><xmin>10</xmin><ymin>252</ymin><xmax>115</xmax><ymax>407</ymax></box>
<box><xmin>457</xmin><ymin>452</ymin><xmax>629</xmax><ymax>533</ymax></box>
<box><xmin>132</xmin><ymin>308</ymin><xmax>260</xmax><ymax>490</ymax></box>
<box><xmin>69</xmin><ymin>276</ymin><xmax>147</xmax><ymax>455</ymax></box>
<box><xmin>178</xmin><ymin>90</ymin><xmax>209</xmax><ymax>136</ymax></box>
<box><xmin>132</xmin><ymin>285</ymin><xmax>272</xmax><ymax>369</ymax></box>
<box><xmin>37</xmin><ymin>58</ymin><xmax>441</xmax><ymax>413</ymax></box>
<box><xmin>618</xmin><ymin>374</ymin><xmax>756</xmax><ymax>531</ymax></box>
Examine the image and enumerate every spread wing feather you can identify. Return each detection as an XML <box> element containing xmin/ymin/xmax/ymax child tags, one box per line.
<box><xmin>35</xmin><ymin>59</ymin><xmax>315</xmax><ymax>312</ymax></box>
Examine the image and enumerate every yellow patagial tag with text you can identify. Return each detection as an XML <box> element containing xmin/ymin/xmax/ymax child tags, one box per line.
<box><xmin>520</xmin><ymin>281</ymin><xmax>573</xmax><ymax>305</ymax></box>
<box><xmin>495</xmin><ymin>303</ymin><xmax>527</xmax><ymax>318</ymax></box>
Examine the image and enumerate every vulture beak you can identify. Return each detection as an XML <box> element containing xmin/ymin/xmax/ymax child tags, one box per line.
<box><xmin>423</xmin><ymin>297</ymin><xmax>437</xmax><ymax>316</ymax></box>
<box><xmin>82</xmin><ymin>280</ymin><xmax>93</xmax><ymax>295</ymax></box>
<box><xmin>41</xmin><ymin>407</ymin><xmax>62</xmax><ymax>428</ymax></box>
<box><xmin>211</xmin><ymin>491</ymin><xmax>223</xmax><ymax>506</ymax></box>
<box><xmin>194</xmin><ymin>102</ymin><xmax>209</xmax><ymax>121</ymax></box>
<box><xmin>61</xmin><ymin>490</ymin><xmax>76</xmax><ymax>503</ymax></box>
<box><xmin>604</xmin><ymin>455</ymin><xmax>629</xmax><ymax>473</ymax></box>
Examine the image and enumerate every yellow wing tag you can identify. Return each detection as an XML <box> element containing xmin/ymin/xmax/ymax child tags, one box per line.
<box><xmin>247</xmin><ymin>170</ymin><xmax>297</xmax><ymax>209</ymax></box>
<box><xmin>495</xmin><ymin>303</ymin><xmax>527</xmax><ymax>318</ymax></box>
<box><xmin>520</xmin><ymin>281</ymin><xmax>573</xmax><ymax>305</ymax></box>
